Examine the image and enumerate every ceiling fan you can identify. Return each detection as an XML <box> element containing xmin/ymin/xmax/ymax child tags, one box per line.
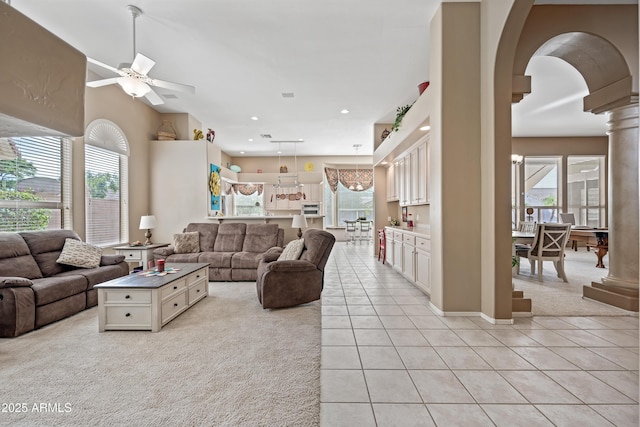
<box><xmin>86</xmin><ymin>4</ymin><xmax>195</xmax><ymax>105</ymax></box>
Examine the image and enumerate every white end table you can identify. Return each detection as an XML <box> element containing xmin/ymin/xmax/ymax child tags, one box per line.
<box><xmin>113</xmin><ymin>243</ymin><xmax>169</xmax><ymax>269</ymax></box>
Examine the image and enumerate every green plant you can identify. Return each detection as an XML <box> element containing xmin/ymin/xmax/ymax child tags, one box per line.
<box><xmin>393</xmin><ymin>103</ymin><xmax>413</xmax><ymax>132</ymax></box>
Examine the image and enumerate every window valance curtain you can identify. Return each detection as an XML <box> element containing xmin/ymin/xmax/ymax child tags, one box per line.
<box><xmin>324</xmin><ymin>167</ymin><xmax>373</xmax><ymax>192</ymax></box>
<box><xmin>232</xmin><ymin>183</ymin><xmax>263</xmax><ymax>195</ymax></box>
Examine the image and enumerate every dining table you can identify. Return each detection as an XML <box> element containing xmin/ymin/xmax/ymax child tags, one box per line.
<box><xmin>570</xmin><ymin>228</ymin><xmax>609</xmax><ymax>268</ymax></box>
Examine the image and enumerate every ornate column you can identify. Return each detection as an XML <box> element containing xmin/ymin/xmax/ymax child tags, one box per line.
<box><xmin>584</xmin><ymin>103</ymin><xmax>639</xmax><ymax>311</ymax></box>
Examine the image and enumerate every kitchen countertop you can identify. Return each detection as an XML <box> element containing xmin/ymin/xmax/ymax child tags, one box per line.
<box><xmin>385</xmin><ymin>225</ymin><xmax>430</xmax><ymax>238</ymax></box>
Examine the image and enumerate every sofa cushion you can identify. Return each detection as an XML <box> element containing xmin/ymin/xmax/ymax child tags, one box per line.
<box><xmin>100</xmin><ymin>255</ymin><xmax>126</xmax><ymax>266</ymax></box>
<box><xmin>30</xmin><ymin>275</ymin><xmax>88</xmax><ymax>306</ymax></box>
<box><xmin>0</xmin><ymin>277</ymin><xmax>34</xmax><ymax>287</ymax></box>
<box><xmin>165</xmin><ymin>253</ymin><xmax>201</xmax><ymax>263</ymax></box>
<box><xmin>56</xmin><ymin>238</ymin><xmax>103</xmax><ymax>269</ymax></box>
<box><xmin>213</xmin><ymin>223</ymin><xmax>247</xmax><ymax>252</ymax></box>
<box><xmin>20</xmin><ymin>229</ymin><xmax>82</xmax><ymax>277</ymax></box>
<box><xmin>0</xmin><ymin>232</ymin><xmax>43</xmax><ymax>279</ymax></box>
<box><xmin>231</xmin><ymin>252</ymin><xmax>264</xmax><ymax>270</ymax></box>
<box><xmin>279</xmin><ymin>238</ymin><xmax>305</xmax><ymax>261</ymax></box>
<box><xmin>198</xmin><ymin>251</ymin><xmax>233</xmax><ymax>268</ymax></box>
<box><xmin>185</xmin><ymin>223</ymin><xmax>219</xmax><ymax>251</ymax></box>
<box><xmin>173</xmin><ymin>232</ymin><xmax>200</xmax><ymax>253</ymax></box>
<box><xmin>242</xmin><ymin>223</ymin><xmax>279</xmax><ymax>253</ymax></box>
<box><xmin>57</xmin><ymin>264</ymin><xmax>129</xmax><ymax>290</ymax></box>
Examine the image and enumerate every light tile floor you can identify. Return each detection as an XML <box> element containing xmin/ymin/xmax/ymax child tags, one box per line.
<box><xmin>320</xmin><ymin>242</ymin><xmax>639</xmax><ymax>427</ymax></box>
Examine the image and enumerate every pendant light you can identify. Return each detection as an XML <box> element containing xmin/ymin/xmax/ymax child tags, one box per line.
<box><xmin>350</xmin><ymin>144</ymin><xmax>363</xmax><ymax>191</ymax></box>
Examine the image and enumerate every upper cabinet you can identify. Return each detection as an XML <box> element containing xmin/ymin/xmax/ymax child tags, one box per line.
<box><xmin>386</xmin><ymin>137</ymin><xmax>430</xmax><ymax>206</ymax></box>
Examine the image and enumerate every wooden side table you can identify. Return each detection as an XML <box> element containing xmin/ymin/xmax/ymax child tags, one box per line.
<box><xmin>113</xmin><ymin>243</ymin><xmax>169</xmax><ymax>269</ymax></box>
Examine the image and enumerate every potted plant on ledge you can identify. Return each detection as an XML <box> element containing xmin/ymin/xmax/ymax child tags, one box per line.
<box><xmin>393</xmin><ymin>103</ymin><xmax>413</xmax><ymax>132</ymax></box>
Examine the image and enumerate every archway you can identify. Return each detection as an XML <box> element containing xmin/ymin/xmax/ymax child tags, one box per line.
<box><xmin>509</xmin><ymin>6</ymin><xmax>638</xmax><ymax>313</ymax></box>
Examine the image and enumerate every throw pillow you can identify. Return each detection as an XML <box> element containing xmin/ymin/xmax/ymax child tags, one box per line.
<box><xmin>173</xmin><ymin>232</ymin><xmax>200</xmax><ymax>254</ymax></box>
<box><xmin>278</xmin><ymin>238</ymin><xmax>305</xmax><ymax>261</ymax></box>
<box><xmin>56</xmin><ymin>238</ymin><xmax>103</xmax><ymax>269</ymax></box>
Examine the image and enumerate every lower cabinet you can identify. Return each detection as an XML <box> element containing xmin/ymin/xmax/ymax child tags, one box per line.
<box><xmin>385</xmin><ymin>230</ymin><xmax>395</xmax><ymax>265</ymax></box>
<box><xmin>385</xmin><ymin>227</ymin><xmax>430</xmax><ymax>295</ymax></box>
<box><xmin>415</xmin><ymin>236</ymin><xmax>431</xmax><ymax>294</ymax></box>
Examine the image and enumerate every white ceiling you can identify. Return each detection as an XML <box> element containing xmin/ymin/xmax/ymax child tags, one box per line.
<box><xmin>10</xmin><ymin>0</ymin><xmax>627</xmax><ymax>156</ymax></box>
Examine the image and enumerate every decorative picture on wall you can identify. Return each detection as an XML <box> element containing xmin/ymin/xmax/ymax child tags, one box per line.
<box><xmin>209</xmin><ymin>163</ymin><xmax>221</xmax><ymax>211</ymax></box>
<box><xmin>402</xmin><ymin>206</ymin><xmax>408</xmax><ymax>223</ymax></box>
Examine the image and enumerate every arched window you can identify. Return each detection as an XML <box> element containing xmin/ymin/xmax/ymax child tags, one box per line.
<box><xmin>84</xmin><ymin>119</ymin><xmax>129</xmax><ymax>246</ymax></box>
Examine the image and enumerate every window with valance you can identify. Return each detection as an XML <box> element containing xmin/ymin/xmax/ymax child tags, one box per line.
<box><xmin>232</xmin><ymin>183</ymin><xmax>263</xmax><ymax>195</ymax></box>
<box><xmin>324</xmin><ymin>167</ymin><xmax>373</xmax><ymax>192</ymax></box>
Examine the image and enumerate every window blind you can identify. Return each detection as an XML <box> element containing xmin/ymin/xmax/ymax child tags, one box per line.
<box><xmin>0</xmin><ymin>136</ymin><xmax>69</xmax><ymax>231</ymax></box>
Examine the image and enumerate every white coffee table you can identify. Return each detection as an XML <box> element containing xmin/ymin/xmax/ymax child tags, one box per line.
<box><xmin>95</xmin><ymin>263</ymin><xmax>209</xmax><ymax>332</ymax></box>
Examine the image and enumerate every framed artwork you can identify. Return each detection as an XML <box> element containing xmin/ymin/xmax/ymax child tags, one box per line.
<box><xmin>402</xmin><ymin>206</ymin><xmax>408</xmax><ymax>223</ymax></box>
<box><xmin>209</xmin><ymin>163</ymin><xmax>221</xmax><ymax>211</ymax></box>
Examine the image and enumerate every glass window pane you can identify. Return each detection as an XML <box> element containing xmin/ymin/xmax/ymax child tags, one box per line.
<box><xmin>336</xmin><ymin>182</ymin><xmax>373</xmax><ymax>225</ymax></box>
<box><xmin>234</xmin><ymin>191</ymin><xmax>264</xmax><ymax>216</ymax></box>
<box><xmin>85</xmin><ymin>145</ymin><xmax>121</xmax><ymax>245</ymax></box>
<box><xmin>567</xmin><ymin>155</ymin><xmax>605</xmax><ymax>227</ymax></box>
<box><xmin>524</xmin><ymin>156</ymin><xmax>561</xmax><ymax>223</ymax></box>
<box><xmin>0</xmin><ymin>137</ymin><xmax>65</xmax><ymax>231</ymax></box>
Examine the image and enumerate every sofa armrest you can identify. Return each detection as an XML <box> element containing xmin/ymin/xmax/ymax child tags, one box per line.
<box><xmin>100</xmin><ymin>255</ymin><xmax>126</xmax><ymax>266</ymax></box>
<box><xmin>261</xmin><ymin>247</ymin><xmax>283</xmax><ymax>263</ymax></box>
<box><xmin>153</xmin><ymin>246</ymin><xmax>175</xmax><ymax>257</ymax></box>
<box><xmin>264</xmin><ymin>260</ymin><xmax>317</xmax><ymax>273</ymax></box>
<box><xmin>0</xmin><ymin>277</ymin><xmax>34</xmax><ymax>288</ymax></box>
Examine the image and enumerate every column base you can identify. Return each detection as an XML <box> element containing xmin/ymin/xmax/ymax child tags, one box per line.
<box><xmin>583</xmin><ymin>282</ymin><xmax>639</xmax><ymax>312</ymax></box>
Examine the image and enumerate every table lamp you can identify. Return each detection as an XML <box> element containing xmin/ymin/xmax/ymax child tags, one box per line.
<box><xmin>139</xmin><ymin>215</ymin><xmax>157</xmax><ymax>245</ymax></box>
<box><xmin>291</xmin><ymin>214</ymin><xmax>308</xmax><ymax>239</ymax></box>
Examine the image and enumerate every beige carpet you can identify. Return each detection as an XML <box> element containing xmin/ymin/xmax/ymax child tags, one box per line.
<box><xmin>0</xmin><ymin>282</ymin><xmax>320</xmax><ymax>427</ymax></box>
<box><xmin>513</xmin><ymin>248</ymin><xmax>638</xmax><ymax>317</ymax></box>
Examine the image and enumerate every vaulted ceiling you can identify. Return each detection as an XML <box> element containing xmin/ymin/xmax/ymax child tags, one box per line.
<box><xmin>11</xmin><ymin>0</ymin><xmax>631</xmax><ymax>156</ymax></box>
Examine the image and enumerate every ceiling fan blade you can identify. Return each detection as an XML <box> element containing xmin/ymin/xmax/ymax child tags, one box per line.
<box><xmin>87</xmin><ymin>57</ymin><xmax>121</xmax><ymax>74</ymax></box>
<box><xmin>150</xmin><ymin>78</ymin><xmax>196</xmax><ymax>94</ymax></box>
<box><xmin>131</xmin><ymin>53</ymin><xmax>155</xmax><ymax>75</ymax></box>
<box><xmin>87</xmin><ymin>77</ymin><xmax>120</xmax><ymax>88</ymax></box>
<box><xmin>144</xmin><ymin>87</ymin><xmax>164</xmax><ymax>105</ymax></box>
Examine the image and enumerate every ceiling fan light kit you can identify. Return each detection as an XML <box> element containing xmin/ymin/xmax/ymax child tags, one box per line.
<box><xmin>86</xmin><ymin>4</ymin><xmax>195</xmax><ymax>105</ymax></box>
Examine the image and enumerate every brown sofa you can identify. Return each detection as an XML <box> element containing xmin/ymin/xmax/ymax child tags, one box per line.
<box><xmin>256</xmin><ymin>228</ymin><xmax>335</xmax><ymax>309</ymax></box>
<box><xmin>0</xmin><ymin>229</ymin><xmax>129</xmax><ymax>337</ymax></box>
<box><xmin>153</xmin><ymin>223</ymin><xmax>284</xmax><ymax>281</ymax></box>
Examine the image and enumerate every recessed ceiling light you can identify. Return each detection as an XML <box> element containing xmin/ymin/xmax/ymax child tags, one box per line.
<box><xmin>381</xmin><ymin>161</ymin><xmax>388</xmax><ymax>165</ymax></box>
<box><xmin>298</xmin><ymin>138</ymin><xmax>304</xmax><ymax>141</ymax></box>
<box><xmin>251</xmin><ymin>116</ymin><xmax>259</xmax><ymax>121</ymax></box>
<box><xmin>277</xmin><ymin>151</ymin><xmax>282</xmax><ymax>154</ymax></box>
<box><xmin>240</xmin><ymin>151</ymin><xmax>245</xmax><ymax>154</ymax></box>
<box><xmin>420</xmin><ymin>125</ymin><xmax>431</xmax><ymax>131</ymax></box>
<box><xmin>248</xmin><ymin>138</ymin><xmax>253</xmax><ymax>142</ymax></box>
<box><xmin>340</xmin><ymin>109</ymin><xmax>349</xmax><ymax>114</ymax></box>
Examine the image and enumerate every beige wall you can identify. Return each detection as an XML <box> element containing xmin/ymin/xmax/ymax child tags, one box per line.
<box><xmin>230</xmin><ymin>155</ymin><xmax>371</xmax><ymax>176</ymax></box>
<box><xmin>75</xmin><ymin>84</ymin><xmax>160</xmax><ymax>242</ymax></box>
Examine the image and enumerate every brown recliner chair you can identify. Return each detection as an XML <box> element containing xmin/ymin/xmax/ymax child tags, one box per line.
<box><xmin>256</xmin><ymin>228</ymin><xmax>335</xmax><ymax>309</ymax></box>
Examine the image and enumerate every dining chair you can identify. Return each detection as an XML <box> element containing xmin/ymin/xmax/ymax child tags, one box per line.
<box><xmin>559</xmin><ymin>212</ymin><xmax>578</xmax><ymax>250</ymax></box>
<box><xmin>515</xmin><ymin>222</ymin><xmax>572</xmax><ymax>282</ymax></box>
<box><xmin>518</xmin><ymin>221</ymin><xmax>537</xmax><ymax>233</ymax></box>
<box><xmin>344</xmin><ymin>220</ymin><xmax>357</xmax><ymax>244</ymax></box>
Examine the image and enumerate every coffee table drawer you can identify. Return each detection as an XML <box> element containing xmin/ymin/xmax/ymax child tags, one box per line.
<box><xmin>105</xmin><ymin>305</ymin><xmax>152</xmax><ymax>327</ymax></box>
<box><xmin>103</xmin><ymin>289</ymin><xmax>151</xmax><ymax>304</ymax></box>
<box><xmin>186</xmin><ymin>270</ymin><xmax>207</xmax><ymax>285</ymax></box>
<box><xmin>162</xmin><ymin>291</ymin><xmax>188</xmax><ymax>323</ymax></box>
<box><xmin>161</xmin><ymin>278</ymin><xmax>186</xmax><ymax>300</ymax></box>
<box><xmin>188</xmin><ymin>280</ymin><xmax>207</xmax><ymax>304</ymax></box>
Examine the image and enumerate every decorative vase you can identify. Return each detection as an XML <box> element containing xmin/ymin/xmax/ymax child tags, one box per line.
<box><xmin>418</xmin><ymin>81</ymin><xmax>430</xmax><ymax>95</ymax></box>
<box><xmin>156</xmin><ymin>120</ymin><xmax>177</xmax><ymax>140</ymax></box>
<box><xmin>280</xmin><ymin>165</ymin><xmax>288</xmax><ymax>173</ymax></box>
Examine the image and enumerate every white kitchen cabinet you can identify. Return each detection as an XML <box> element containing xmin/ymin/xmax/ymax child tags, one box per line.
<box><xmin>385</xmin><ymin>227</ymin><xmax>431</xmax><ymax>296</ymax></box>
<box><xmin>390</xmin><ymin>139</ymin><xmax>429</xmax><ymax>207</ymax></box>
<box><xmin>402</xmin><ymin>233</ymin><xmax>415</xmax><ymax>281</ymax></box>
<box><xmin>415</xmin><ymin>236</ymin><xmax>431</xmax><ymax>294</ymax></box>
<box><xmin>392</xmin><ymin>230</ymin><xmax>403</xmax><ymax>273</ymax></box>
<box><xmin>386</xmin><ymin>163</ymin><xmax>397</xmax><ymax>202</ymax></box>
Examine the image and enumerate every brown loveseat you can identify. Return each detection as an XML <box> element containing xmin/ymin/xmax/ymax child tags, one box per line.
<box><xmin>256</xmin><ymin>228</ymin><xmax>335</xmax><ymax>309</ymax></box>
<box><xmin>153</xmin><ymin>223</ymin><xmax>284</xmax><ymax>281</ymax></box>
<box><xmin>0</xmin><ymin>229</ymin><xmax>129</xmax><ymax>337</ymax></box>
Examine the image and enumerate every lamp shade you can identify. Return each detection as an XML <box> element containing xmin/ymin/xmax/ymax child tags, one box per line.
<box><xmin>139</xmin><ymin>215</ymin><xmax>157</xmax><ymax>230</ymax></box>
<box><xmin>117</xmin><ymin>76</ymin><xmax>151</xmax><ymax>98</ymax></box>
<box><xmin>291</xmin><ymin>214</ymin><xmax>308</xmax><ymax>229</ymax></box>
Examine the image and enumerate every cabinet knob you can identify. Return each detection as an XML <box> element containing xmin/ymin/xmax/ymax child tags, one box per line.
<box><xmin>128</xmin><ymin>253</ymin><xmax>133</xmax><ymax>257</ymax></box>
<box><xmin>196</xmin><ymin>275</ymin><xmax>200</xmax><ymax>278</ymax></box>
<box><xmin>173</xmin><ymin>303</ymin><xmax>178</xmax><ymax>307</ymax></box>
<box><xmin>125</xmin><ymin>313</ymin><xmax>131</xmax><ymax>317</ymax></box>
<box><xmin>125</xmin><ymin>294</ymin><xmax>131</xmax><ymax>299</ymax></box>
<box><xmin>173</xmin><ymin>286</ymin><xmax>178</xmax><ymax>290</ymax></box>
<box><xmin>196</xmin><ymin>289</ymin><xmax>200</xmax><ymax>293</ymax></box>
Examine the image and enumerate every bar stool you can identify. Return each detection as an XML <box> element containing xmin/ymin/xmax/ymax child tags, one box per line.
<box><xmin>377</xmin><ymin>229</ymin><xmax>386</xmax><ymax>263</ymax></box>
<box><xmin>345</xmin><ymin>220</ymin><xmax>357</xmax><ymax>244</ymax></box>
<box><xmin>358</xmin><ymin>220</ymin><xmax>372</xmax><ymax>244</ymax></box>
